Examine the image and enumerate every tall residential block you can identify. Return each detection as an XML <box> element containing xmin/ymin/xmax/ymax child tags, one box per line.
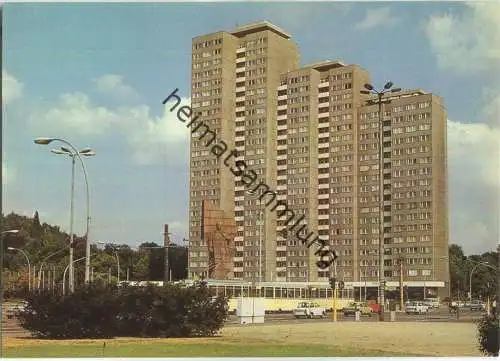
<box><xmin>189</xmin><ymin>21</ymin><xmax>299</xmax><ymax>278</ymax></box>
<box><xmin>187</xmin><ymin>21</ymin><xmax>449</xmax><ymax>297</ymax></box>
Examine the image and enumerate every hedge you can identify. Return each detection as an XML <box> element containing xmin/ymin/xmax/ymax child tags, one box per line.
<box><xmin>477</xmin><ymin>311</ymin><xmax>499</xmax><ymax>357</ymax></box>
<box><xmin>15</xmin><ymin>281</ymin><xmax>228</xmax><ymax>339</ymax></box>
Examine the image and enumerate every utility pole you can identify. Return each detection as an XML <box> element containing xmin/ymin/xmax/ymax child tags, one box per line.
<box><xmin>68</xmin><ymin>155</ymin><xmax>76</xmax><ymax>293</ymax></box>
<box><xmin>163</xmin><ymin>224</ymin><xmax>170</xmax><ymax>285</ymax></box>
<box><xmin>259</xmin><ymin>211</ymin><xmax>263</xmax><ymax>285</ymax></box>
<box><xmin>330</xmin><ymin>260</ymin><xmax>338</xmax><ymax>322</ymax></box>
<box><xmin>399</xmin><ymin>257</ymin><xmax>404</xmax><ymax>311</ymax></box>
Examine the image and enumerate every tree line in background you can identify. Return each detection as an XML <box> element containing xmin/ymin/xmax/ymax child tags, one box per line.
<box><xmin>1</xmin><ymin>211</ymin><xmax>498</xmax><ymax>300</ymax></box>
<box><xmin>1</xmin><ymin>211</ymin><xmax>188</xmax><ymax>297</ymax></box>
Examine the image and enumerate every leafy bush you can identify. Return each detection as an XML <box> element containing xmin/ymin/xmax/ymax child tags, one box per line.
<box><xmin>16</xmin><ymin>281</ymin><xmax>228</xmax><ymax>339</ymax></box>
<box><xmin>16</xmin><ymin>285</ymin><xmax>117</xmax><ymax>339</ymax></box>
<box><xmin>477</xmin><ymin>312</ymin><xmax>499</xmax><ymax>356</ymax></box>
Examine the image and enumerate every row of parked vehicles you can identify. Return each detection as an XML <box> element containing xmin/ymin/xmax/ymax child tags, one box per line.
<box><xmin>292</xmin><ymin>301</ymin><xmax>378</xmax><ymax>319</ymax></box>
<box><xmin>449</xmin><ymin>299</ymin><xmax>486</xmax><ymax>313</ymax></box>
<box><xmin>291</xmin><ymin>298</ymin><xmax>443</xmax><ymax>318</ymax></box>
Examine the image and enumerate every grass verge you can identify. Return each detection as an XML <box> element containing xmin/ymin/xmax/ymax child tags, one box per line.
<box><xmin>3</xmin><ymin>339</ymin><xmax>414</xmax><ymax>357</ymax></box>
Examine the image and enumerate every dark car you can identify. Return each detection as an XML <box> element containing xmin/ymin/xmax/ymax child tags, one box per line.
<box><xmin>342</xmin><ymin>302</ymin><xmax>372</xmax><ymax>316</ymax></box>
<box><xmin>470</xmin><ymin>300</ymin><xmax>485</xmax><ymax>312</ymax></box>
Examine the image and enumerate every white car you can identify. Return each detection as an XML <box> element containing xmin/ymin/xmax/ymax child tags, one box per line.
<box><xmin>292</xmin><ymin>301</ymin><xmax>326</xmax><ymax>319</ymax></box>
<box><xmin>405</xmin><ymin>301</ymin><xmax>429</xmax><ymax>315</ymax></box>
<box><xmin>423</xmin><ymin>298</ymin><xmax>440</xmax><ymax>308</ymax></box>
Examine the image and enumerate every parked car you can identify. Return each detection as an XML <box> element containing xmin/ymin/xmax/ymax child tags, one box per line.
<box><xmin>405</xmin><ymin>301</ymin><xmax>429</xmax><ymax>315</ymax></box>
<box><xmin>292</xmin><ymin>302</ymin><xmax>326</xmax><ymax>319</ymax></box>
<box><xmin>423</xmin><ymin>298</ymin><xmax>440</xmax><ymax>308</ymax></box>
<box><xmin>469</xmin><ymin>300</ymin><xmax>485</xmax><ymax>312</ymax></box>
<box><xmin>342</xmin><ymin>302</ymin><xmax>373</xmax><ymax>317</ymax></box>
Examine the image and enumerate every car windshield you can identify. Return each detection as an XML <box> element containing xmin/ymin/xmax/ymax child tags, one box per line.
<box><xmin>298</xmin><ymin>302</ymin><xmax>309</xmax><ymax>308</ymax></box>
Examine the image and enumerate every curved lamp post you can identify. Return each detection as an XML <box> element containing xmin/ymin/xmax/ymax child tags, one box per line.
<box><xmin>97</xmin><ymin>241</ymin><xmax>120</xmax><ymax>284</ymax></box>
<box><xmin>62</xmin><ymin>257</ymin><xmax>86</xmax><ymax>295</ymax></box>
<box><xmin>0</xmin><ymin>229</ymin><xmax>19</xmax><ymax>358</ymax></box>
<box><xmin>7</xmin><ymin>247</ymin><xmax>31</xmax><ymax>291</ymax></box>
<box><xmin>38</xmin><ymin>247</ymin><xmax>69</xmax><ymax>289</ymax></box>
<box><xmin>360</xmin><ymin>81</ymin><xmax>401</xmax><ymax>321</ymax></box>
<box><xmin>35</xmin><ymin>137</ymin><xmax>95</xmax><ymax>293</ymax></box>
<box><xmin>469</xmin><ymin>261</ymin><xmax>497</xmax><ymax>301</ymax></box>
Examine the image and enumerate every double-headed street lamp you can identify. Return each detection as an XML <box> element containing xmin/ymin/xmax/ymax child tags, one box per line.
<box><xmin>360</xmin><ymin>81</ymin><xmax>401</xmax><ymax>321</ymax></box>
<box><xmin>7</xmin><ymin>247</ymin><xmax>31</xmax><ymax>291</ymax></box>
<box><xmin>35</xmin><ymin>137</ymin><xmax>95</xmax><ymax>293</ymax></box>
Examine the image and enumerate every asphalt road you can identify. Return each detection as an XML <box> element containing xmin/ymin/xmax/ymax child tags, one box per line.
<box><xmin>226</xmin><ymin>307</ymin><xmax>485</xmax><ymax>325</ymax></box>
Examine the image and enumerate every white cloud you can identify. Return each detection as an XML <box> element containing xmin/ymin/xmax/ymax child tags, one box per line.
<box><xmin>424</xmin><ymin>2</ymin><xmax>500</xmax><ymax>74</ymax></box>
<box><xmin>355</xmin><ymin>7</ymin><xmax>398</xmax><ymax>30</ymax></box>
<box><xmin>480</xmin><ymin>87</ymin><xmax>500</xmax><ymax>127</ymax></box>
<box><xmin>121</xmin><ymin>99</ymin><xmax>191</xmax><ymax>165</ymax></box>
<box><xmin>93</xmin><ymin>74</ymin><xmax>139</xmax><ymax>100</ymax></box>
<box><xmin>28</xmin><ymin>80</ymin><xmax>191</xmax><ymax>166</ymax></box>
<box><xmin>32</xmin><ymin>92</ymin><xmax>121</xmax><ymax>135</ymax></box>
<box><xmin>447</xmin><ymin>119</ymin><xmax>499</xmax><ymax>253</ymax></box>
<box><xmin>2</xmin><ymin>71</ymin><xmax>24</xmax><ymax>105</ymax></box>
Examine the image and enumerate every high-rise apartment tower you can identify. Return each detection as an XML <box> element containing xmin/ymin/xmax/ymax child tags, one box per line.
<box><xmin>187</xmin><ymin>21</ymin><xmax>449</xmax><ymax>297</ymax></box>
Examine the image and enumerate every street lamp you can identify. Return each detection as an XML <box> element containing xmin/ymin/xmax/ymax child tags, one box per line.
<box><xmin>35</xmin><ymin>137</ymin><xmax>95</xmax><ymax>292</ymax></box>
<box><xmin>38</xmin><ymin>247</ymin><xmax>69</xmax><ymax>289</ymax></box>
<box><xmin>62</xmin><ymin>257</ymin><xmax>86</xmax><ymax>295</ymax></box>
<box><xmin>7</xmin><ymin>247</ymin><xmax>31</xmax><ymax>291</ymax></box>
<box><xmin>97</xmin><ymin>242</ymin><xmax>120</xmax><ymax>284</ymax></box>
<box><xmin>0</xmin><ymin>229</ymin><xmax>19</xmax><ymax>358</ymax></box>
<box><xmin>469</xmin><ymin>261</ymin><xmax>497</xmax><ymax>301</ymax></box>
<box><xmin>360</xmin><ymin>82</ymin><xmax>401</xmax><ymax>322</ymax></box>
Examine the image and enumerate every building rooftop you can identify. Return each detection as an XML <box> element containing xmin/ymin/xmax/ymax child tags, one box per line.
<box><xmin>231</xmin><ymin>20</ymin><xmax>291</xmax><ymax>39</ymax></box>
<box><xmin>304</xmin><ymin>60</ymin><xmax>346</xmax><ymax>71</ymax></box>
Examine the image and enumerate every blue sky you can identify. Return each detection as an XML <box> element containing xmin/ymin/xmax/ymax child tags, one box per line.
<box><xmin>2</xmin><ymin>1</ymin><xmax>499</xmax><ymax>254</ymax></box>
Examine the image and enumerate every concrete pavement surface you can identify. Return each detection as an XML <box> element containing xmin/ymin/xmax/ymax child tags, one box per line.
<box><xmin>221</xmin><ymin>321</ymin><xmax>480</xmax><ymax>356</ymax></box>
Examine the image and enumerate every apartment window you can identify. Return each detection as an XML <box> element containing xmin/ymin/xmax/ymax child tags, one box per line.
<box><xmin>408</xmin><ymin>270</ymin><xmax>418</xmax><ymax>277</ymax></box>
